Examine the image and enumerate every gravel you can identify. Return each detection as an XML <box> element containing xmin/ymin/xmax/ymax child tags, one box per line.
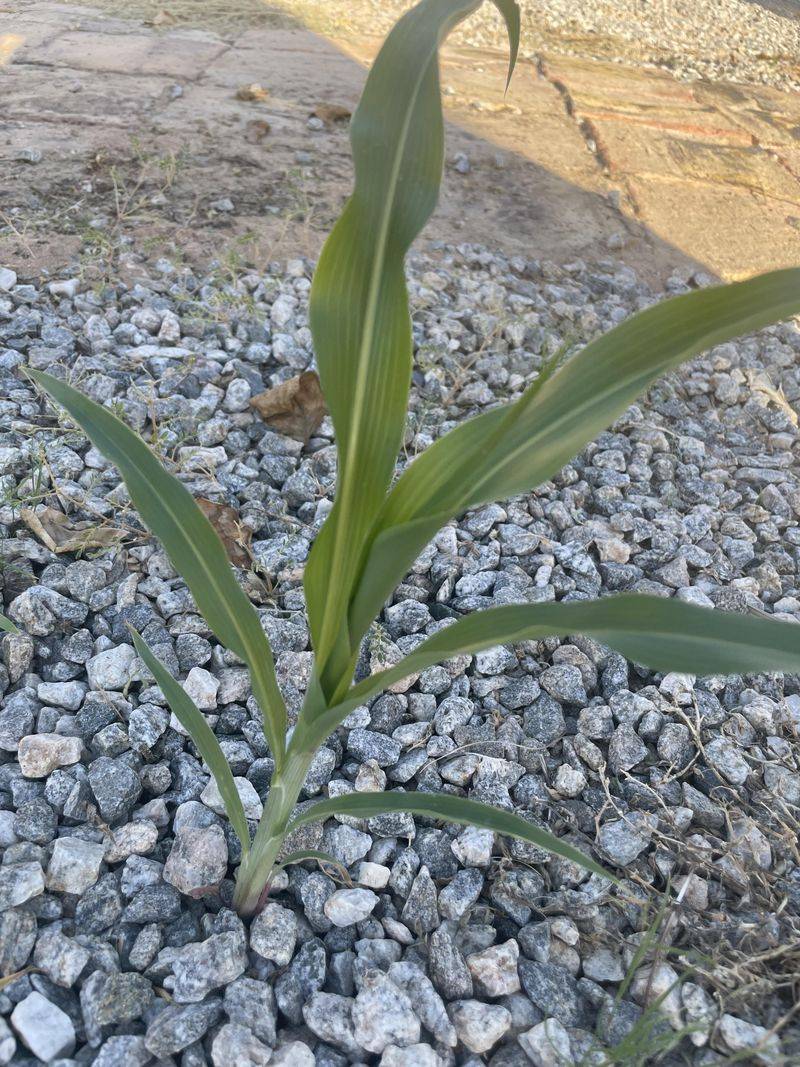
<box><xmin>9</xmin><ymin>990</ymin><xmax>75</xmax><ymax>1061</ymax></box>
<box><xmin>364</xmin><ymin>0</ymin><xmax>800</xmax><ymax>92</ymax></box>
<box><xmin>0</xmin><ymin>245</ymin><xmax>799</xmax><ymax>1063</ymax></box>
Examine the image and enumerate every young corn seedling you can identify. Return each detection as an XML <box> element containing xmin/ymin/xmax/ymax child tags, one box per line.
<box><xmin>31</xmin><ymin>0</ymin><xmax>800</xmax><ymax>916</ymax></box>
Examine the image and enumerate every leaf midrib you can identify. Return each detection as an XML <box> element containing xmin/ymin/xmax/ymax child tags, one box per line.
<box><xmin>316</xmin><ymin>16</ymin><xmax>453</xmax><ymax>663</ymax></box>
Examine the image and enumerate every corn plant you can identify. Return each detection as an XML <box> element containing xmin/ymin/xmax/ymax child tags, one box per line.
<box><xmin>30</xmin><ymin>0</ymin><xmax>800</xmax><ymax>917</ymax></box>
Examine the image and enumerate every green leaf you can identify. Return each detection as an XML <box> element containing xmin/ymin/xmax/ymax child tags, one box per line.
<box><xmin>289</xmin><ymin>789</ymin><xmax>612</xmax><ymax>882</ymax></box>
<box><xmin>0</xmin><ymin>613</ymin><xmax>19</xmax><ymax>635</ymax></box>
<box><xmin>303</xmin><ymin>0</ymin><xmax>519</xmax><ymax>699</ymax></box>
<box><xmin>294</xmin><ymin>594</ymin><xmax>800</xmax><ymax>754</ymax></box>
<box><xmin>490</xmin><ymin>0</ymin><xmax>520</xmax><ymax>88</ymax></box>
<box><xmin>30</xmin><ymin>369</ymin><xmax>287</xmax><ymax>768</ymax></box>
<box><xmin>130</xmin><ymin>628</ymin><xmax>251</xmax><ymax>853</ymax></box>
<box><xmin>347</xmin><ymin>269</ymin><xmax>800</xmax><ymax>663</ymax></box>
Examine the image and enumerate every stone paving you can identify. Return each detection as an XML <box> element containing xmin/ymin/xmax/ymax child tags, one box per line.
<box><xmin>0</xmin><ymin>2</ymin><xmax>798</xmax><ymax>281</ymax></box>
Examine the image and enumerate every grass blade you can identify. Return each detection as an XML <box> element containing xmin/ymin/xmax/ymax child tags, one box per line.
<box><xmin>289</xmin><ymin>790</ymin><xmax>612</xmax><ymax>881</ymax></box>
<box><xmin>303</xmin><ymin>0</ymin><xmax>519</xmax><ymax>698</ymax></box>
<box><xmin>131</xmin><ymin>628</ymin><xmax>251</xmax><ymax>853</ymax></box>
<box><xmin>31</xmin><ymin>370</ymin><xmax>287</xmax><ymax>768</ymax></box>
<box><xmin>294</xmin><ymin>594</ymin><xmax>800</xmax><ymax>753</ymax></box>
<box><xmin>348</xmin><ymin>269</ymin><xmax>800</xmax><ymax>652</ymax></box>
<box><xmin>0</xmin><ymin>613</ymin><xmax>19</xmax><ymax>635</ymax></box>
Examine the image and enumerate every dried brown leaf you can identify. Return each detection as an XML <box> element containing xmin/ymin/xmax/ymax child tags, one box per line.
<box><xmin>237</xmin><ymin>83</ymin><xmax>269</xmax><ymax>102</ymax></box>
<box><xmin>21</xmin><ymin>506</ymin><xmax>126</xmax><ymax>554</ymax></box>
<box><xmin>196</xmin><ymin>498</ymin><xmax>253</xmax><ymax>569</ymax></box>
<box><xmin>250</xmin><ymin>371</ymin><xmax>326</xmax><ymax>443</ymax></box>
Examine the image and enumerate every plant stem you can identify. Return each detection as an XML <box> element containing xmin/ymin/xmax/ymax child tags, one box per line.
<box><xmin>232</xmin><ymin>748</ymin><xmax>313</xmax><ymax>916</ymax></box>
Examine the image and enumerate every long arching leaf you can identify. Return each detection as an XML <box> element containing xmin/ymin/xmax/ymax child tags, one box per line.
<box><xmin>131</xmin><ymin>629</ymin><xmax>251</xmax><ymax>852</ymax></box>
<box><xmin>289</xmin><ymin>790</ymin><xmax>612</xmax><ymax>881</ymax></box>
<box><xmin>303</xmin><ymin>0</ymin><xmax>519</xmax><ymax>700</ymax></box>
<box><xmin>293</xmin><ymin>594</ymin><xmax>800</xmax><ymax>754</ymax></box>
<box><xmin>346</xmin><ymin>269</ymin><xmax>800</xmax><ymax>666</ymax></box>
<box><xmin>31</xmin><ymin>369</ymin><xmax>287</xmax><ymax>768</ymax></box>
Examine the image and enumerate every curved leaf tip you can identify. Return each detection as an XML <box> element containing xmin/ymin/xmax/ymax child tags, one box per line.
<box><xmin>491</xmin><ymin>0</ymin><xmax>520</xmax><ymax>89</ymax></box>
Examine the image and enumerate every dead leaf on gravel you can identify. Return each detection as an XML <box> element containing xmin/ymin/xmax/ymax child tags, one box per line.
<box><xmin>21</xmin><ymin>506</ymin><xmax>126</xmax><ymax>554</ymax></box>
<box><xmin>237</xmin><ymin>83</ymin><xmax>269</xmax><ymax>102</ymax></box>
<box><xmin>250</xmin><ymin>371</ymin><xmax>326</xmax><ymax>443</ymax></box>
<box><xmin>196</xmin><ymin>498</ymin><xmax>253</xmax><ymax>568</ymax></box>
<box><xmin>245</xmin><ymin>119</ymin><xmax>272</xmax><ymax>144</ymax></box>
<box><xmin>313</xmin><ymin>103</ymin><xmax>352</xmax><ymax>126</ymax></box>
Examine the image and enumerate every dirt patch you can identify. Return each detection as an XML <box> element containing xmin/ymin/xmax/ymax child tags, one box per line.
<box><xmin>1</xmin><ymin>1</ymin><xmax>798</xmax><ymax>282</ymax></box>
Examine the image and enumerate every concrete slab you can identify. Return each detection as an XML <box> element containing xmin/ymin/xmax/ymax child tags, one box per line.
<box><xmin>31</xmin><ymin>29</ymin><xmax>227</xmax><ymax>78</ymax></box>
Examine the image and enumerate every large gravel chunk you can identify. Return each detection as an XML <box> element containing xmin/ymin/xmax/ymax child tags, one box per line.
<box><xmin>11</xmin><ymin>991</ymin><xmax>75</xmax><ymax>1061</ymax></box>
<box><xmin>171</xmin><ymin>928</ymin><xmax>248</xmax><ymax>1002</ymax></box>
<box><xmin>705</xmin><ymin>737</ymin><xmax>750</xmax><ymax>785</ymax></box>
<box><xmin>0</xmin><ymin>863</ymin><xmax>44</xmax><ymax>912</ymax></box>
<box><xmin>210</xmin><ymin>1022</ymin><xmax>272</xmax><ymax>1067</ymax></box>
<box><xmin>33</xmin><ymin>926</ymin><xmax>90</xmax><ymax>987</ymax></box>
<box><xmin>271</xmin><ymin>1042</ymin><xmax>315</xmax><ymax>1066</ymax></box>
<box><xmin>466</xmin><ymin>938</ymin><xmax>521</xmax><ymax>996</ymax></box>
<box><xmin>518</xmin><ymin>960</ymin><xmax>588</xmax><ymax>1027</ymax></box>
<box><xmin>250</xmin><ymin>901</ymin><xmax>297</xmax><ymax>965</ymax></box>
<box><xmin>80</xmin><ymin>969</ymin><xmax>154</xmax><ymax>1043</ymax></box>
<box><xmin>379</xmin><ymin>1045</ymin><xmax>441</xmax><ymax>1067</ymax></box>
<box><xmin>145</xmin><ymin>1001</ymin><xmax>224</xmax><ymax>1057</ymax></box>
<box><xmin>88</xmin><ymin>756</ymin><xmax>142</xmax><ymax>823</ymax></box>
<box><xmin>447</xmin><ymin>1000</ymin><xmax>511</xmax><ymax>1053</ymax></box>
<box><xmin>352</xmin><ymin>971</ymin><xmax>421</xmax><ymax>1054</ymax></box>
<box><xmin>223</xmin><ymin>977</ymin><xmax>277</xmax><ymax>1047</ymax></box>
<box><xmin>0</xmin><ymin>909</ymin><xmax>36</xmax><ymax>976</ymax></box>
<box><xmin>598</xmin><ymin>812</ymin><xmax>657</xmax><ymax>867</ymax></box>
<box><xmin>388</xmin><ymin>961</ymin><xmax>457</xmax><ymax>1047</ymax></box>
<box><xmin>86</xmin><ymin>644</ymin><xmax>137</xmax><ymax>690</ymax></box>
<box><xmin>46</xmin><ymin>837</ymin><xmax>105</xmax><ymax>894</ymax></box>
<box><xmin>429</xmin><ymin>923</ymin><xmax>473</xmax><ymax>999</ymax></box>
<box><xmin>201</xmin><ymin>776</ymin><xmax>263</xmax><ymax>820</ymax></box>
<box><xmin>18</xmin><ymin>734</ymin><xmax>83</xmax><ymax>777</ymax></box>
<box><xmin>324</xmin><ymin>887</ymin><xmax>379</xmax><ymax>927</ymax></box>
<box><xmin>303</xmin><ymin>991</ymin><xmax>360</xmax><ymax>1054</ymax></box>
<box><xmin>163</xmin><ymin>823</ymin><xmax>228</xmax><ymax>897</ymax></box>
<box><xmin>8</xmin><ymin>587</ymin><xmax>87</xmax><ymax>636</ymax></box>
<box><xmin>401</xmin><ymin>864</ymin><xmax>439</xmax><ymax>935</ymax></box>
<box><xmin>519</xmin><ymin>1018</ymin><xmax>573</xmax><ymax>1066</ymax></box>
<box><xmin>92</xmin><ymin>1036</ymin><xmax>150</xmax><ymax>1067</ymax></box>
